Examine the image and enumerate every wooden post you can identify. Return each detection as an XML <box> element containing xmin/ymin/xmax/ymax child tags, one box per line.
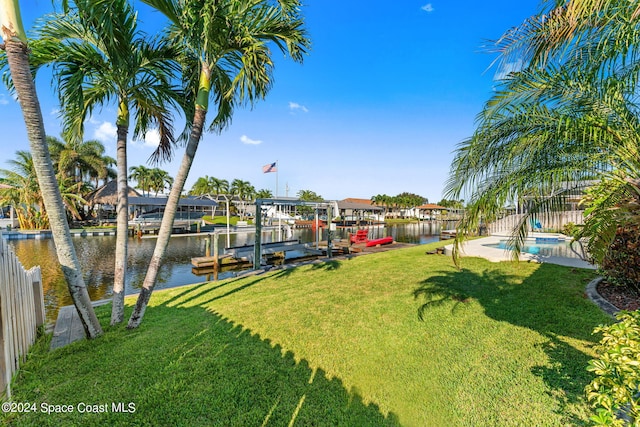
<box><xmin>213</xmin><ymin>233</ymin><xmax>219</xmax><ymax>268</ymax></box>
<box><xmin>326</xmin><ymin>204</ymin><xmax>333</xmax><ymax>258</ymax></box>
<box><xmin>205</xmin><ymin>234</ymin><xmax>211</xmax><ymax>257</ymax></box>
<box><xmin>254</xmin><ymin>200</ymin><xmax>263</xmax><ymax>270</ymax></box>
<box><xmin>31</xmin><ymin>277</ymin><xmax>45</xmax><ymax>328</ymax></box>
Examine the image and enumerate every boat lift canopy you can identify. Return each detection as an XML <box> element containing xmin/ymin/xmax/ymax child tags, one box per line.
<box><xmin>254</xmin><ymin>198</ymin><xmax>338</xmax><ymax>269</ymax></box>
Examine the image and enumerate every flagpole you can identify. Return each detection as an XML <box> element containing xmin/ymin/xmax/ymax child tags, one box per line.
<box><xmin>276</xmin><ymin>160</ymin><xmax>279</xmax><ymax>198</ymax></box>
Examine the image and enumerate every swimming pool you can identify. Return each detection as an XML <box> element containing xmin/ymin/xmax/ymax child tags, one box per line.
<box><xmin>483</xmin><ymin>238</ymin><xmax>587</xmax><ymax>259</ymax></box>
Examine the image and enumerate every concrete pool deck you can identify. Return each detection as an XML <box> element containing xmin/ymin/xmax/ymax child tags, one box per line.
<box><xmin>443</xmin><ymin>232</ymin><xmax>596</xmax><ymax>270</ymax></box>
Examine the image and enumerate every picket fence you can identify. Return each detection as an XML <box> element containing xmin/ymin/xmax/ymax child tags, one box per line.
<box><xmin>487</xmin><ymin>211</ymin><xmax>585</xmax><ymax>235</ymax></box>
<box><xmin>0</xmin><ymin>234</ymin><xmax>45</xmax><ymax>399</ymax></box>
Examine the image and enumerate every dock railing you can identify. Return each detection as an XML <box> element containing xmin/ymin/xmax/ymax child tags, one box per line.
<box><xmin>0</xmin><ymin>232</ymin><xmax>45</xmax><ymax>399</ymax></box>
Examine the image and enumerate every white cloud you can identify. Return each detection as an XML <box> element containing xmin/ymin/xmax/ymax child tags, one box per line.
<box><xmin>0</xmin><ymin>96</ymin><xmax>9</xmax><ymax>105</ymax></box>
<box><xmin>143</xmin><ymin>129</ymin><xmax>161</xmax><ymax>147</ymax></box>
<box><xmin>421</xmin><ymin>3</ymin><xmax>434</xmax><ymax>12</ymax></box>
<box><xmin>92</xmin><ymin>121</ymin><xmax>117</xmax><ymax>143</ymax></box>
<box><xmin>288</xmin><ymin>101</ymin><xmax>309</xmax><ymax>113</ymax></box>
<box><xmin>240</xmin><ymin>134</ymin><xmax>262</xmax><ymax>145</ymax></box>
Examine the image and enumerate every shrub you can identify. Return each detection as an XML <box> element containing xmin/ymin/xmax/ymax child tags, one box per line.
<box><xmin>562</xmin><ymin>222</ymin><xmax>578</xmax><ymax>237</ymax></box>
<box><xmin>586</xmin><ymin>310</ymin><xmax>640</xmax><ymax>426</ymax></box>
<box><xmin>601</xmin><ymin>225</ymin><xmax>640</xmax><ymax>292</ymax></box>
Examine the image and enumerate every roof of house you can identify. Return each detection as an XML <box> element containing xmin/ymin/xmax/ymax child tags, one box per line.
<box><xmin>86</xmin><ymin>180</ymin><xmax>141</xmax><ymax>205</ymax></box>
<box><xmin>129</xmin><ymin>196</ymin><xmax>217</xmax><ymax>207</ymax></box>
<box><xmin>337</xmin><ymin>199</ymin><xmax>383</xmax><ymax>211</ymax></box>
<box><xmin>342</xmin><ymin>198</ymin><xmax>374</xmax><ymax>206</ymax></box>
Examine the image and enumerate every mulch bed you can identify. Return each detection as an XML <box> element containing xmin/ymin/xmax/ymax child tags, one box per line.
<box><xmin>597</xmin><ymin>280</ymin><xmax>640</xmax><ymax>311</ymax></box>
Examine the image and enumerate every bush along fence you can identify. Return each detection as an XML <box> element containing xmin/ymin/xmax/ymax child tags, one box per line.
<box><xmin>0</xmin><ymin>232</ymin><xmax>45</xmax><ymax>399</ymax></box>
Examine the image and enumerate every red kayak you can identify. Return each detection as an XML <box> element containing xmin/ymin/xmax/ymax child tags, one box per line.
<box><xmin>365</xmin><ymin>236</ymin><xmax>393</xmax><ymax>247</ymax></box>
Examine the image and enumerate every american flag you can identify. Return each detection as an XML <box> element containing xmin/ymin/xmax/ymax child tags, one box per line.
<box><xmin>262</xmin><ymin>162</ymin><xmax>277</xmax><ymax>173</ymax></box>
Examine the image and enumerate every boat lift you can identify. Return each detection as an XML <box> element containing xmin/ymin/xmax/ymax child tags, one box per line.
<box><xmin>253</xmin><ymin>198</ymin><xmax>338</xmax><ymax>270</ymax></box>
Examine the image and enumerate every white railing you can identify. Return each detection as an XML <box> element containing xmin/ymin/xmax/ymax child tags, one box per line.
<box><xmin>488</xmin><ymin>211</ymin><xmax>585</xmax><ymax>235</ymax></box>
<box><xmin>0</xmin><ymin>233</ymin><xmax>45</xmax><ymax>399</ymax></box>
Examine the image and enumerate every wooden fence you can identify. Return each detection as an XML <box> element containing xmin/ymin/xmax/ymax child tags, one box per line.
<box><xmin>487</xmin><ymin>211</ymin><xmax>585</xmax><ymax>235</ymax></box>
<box><xmin>0</xmin><ymin>234</ymin><xmax>45</xmax><ymax>399</ymax></box>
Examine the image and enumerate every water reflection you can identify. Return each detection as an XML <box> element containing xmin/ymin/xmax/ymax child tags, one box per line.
<box><xmin>10</xmin><ymin>221</ymin><xmax>453</xmax><ymax>323</ymax></box>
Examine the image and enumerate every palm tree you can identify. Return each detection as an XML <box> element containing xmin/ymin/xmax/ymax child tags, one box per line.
<box><xmin>210</xmin><ymin>177</ymin><xmax>229</xmax><ymax>196</ymax></box>
<box><xmin>47</xmin><ymin>135</ymin><xmax>113</xmax><ymax>220</ymax></box>
<box><xmin>0</xmin><ymin>1</ymin><xmax>102</xmax><ymax>337</ymax></box>
<box><xmin>129</xmin><ymin>165</ymin><xmax>154</xmax><ymax>197</ymax></box>
<box><xmin>189</xmin><ymin>176</ymin><xmax>213</xmax><ymax>195</ymax></box>
<box><xmin>446</xmin><ymin>14</ymin><xmax>640</xmax><ymax>265</ymax></box>
<box><xmin>371</xmin><ymin>194</ymin><xmax>391</xmax><ymax>218</ymax></box>
<box><xmin>32</xmin><ymin>0</ymin><xmax>182</xmax><ymax>325</ymax></box>
<box><xmin>127</xmin><ymin>0</ymin><xmax>309</xmax><ymax>328</ymax></box>
<box><xmin>149</xmin><ymin>167</ymin><xmax>173</xmax><ymax>196</ymax></box>
<box><xmin>0</xmin><ymin>151</ymin><xmax>46</xmax><ymax>229</ymax></box>
<box><xmin>231</xmin><ymin>178</ymin><xmax>255</xmax><ymax>220</ymax></box>
<box><xmin>255</xmin><ymin>188</ymin><xmax>273</xmax><ymax>199</ymax></box>
<box><xmin>47</xmin><ymin>136</ymin><xmax>109</xmax><ymax>185</ymax></box>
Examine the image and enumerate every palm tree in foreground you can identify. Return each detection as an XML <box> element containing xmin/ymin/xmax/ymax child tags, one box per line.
<box><xmin>33</xmin><ymin>0</ymin><xmax>181</xmax><ymax>324</ymax></box>
<box><xmin>127</xmin><ymin>0</ymin><xmax>310</xmax><ymax>328</ymax></box>
<box><xmin>445</xmin><ymin>0</ymin><xmax>640</xmax><ymax>265</ymax></box>
<box><xmin>0</xmin><ymin>1</ymin><xmax>102</xmax><ymax>338</ymax></box>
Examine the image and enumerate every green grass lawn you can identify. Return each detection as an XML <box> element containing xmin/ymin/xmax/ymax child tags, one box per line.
<box><xmin>202</xmin><ymin>215</ymin><xmax>253</xmax><ymax>226</ymax></box>
<box><xmin>4</xmin><ymin>242</ymin><xmax>611</xmax><ymax>426</ymax></box>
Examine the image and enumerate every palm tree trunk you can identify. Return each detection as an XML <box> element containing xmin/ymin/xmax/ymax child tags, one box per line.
<box><xmin>111</xmin><ymin>123</ymin><xmax>128</xmax><ymax>324</ymax></box>
<box><xmin>4</xmin><ymin>38</ymin><xmax>102</xmax><ymax>338</ymax></box>
<box><xmin>127</xmin><ymin>108</ymin><xmax>207</xmax><ymax>328</ymax></box>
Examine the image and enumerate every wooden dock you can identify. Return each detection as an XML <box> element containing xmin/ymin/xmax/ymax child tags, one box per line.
<box><xmin>50</xmin><ymin>300</ymin><xmax>110</xmax><ymax>350</ymax></box>
<box><xmin>191</xmin><ymin>253</ymin><xmax>234</xmax><ymax>268</ymax></box>
<box><xmin>224</xmin><ymin>239</ymin><xmax>319</xmax><ymax>261</ymax></box>
<box><xmin>129</xmin><ymin>219</ymin><xmax>200</xmax><ymax>236</ymax></box>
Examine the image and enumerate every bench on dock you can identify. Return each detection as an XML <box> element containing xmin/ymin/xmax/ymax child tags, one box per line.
<box><xmin>349</xmin><ymin>229</ymin><xmax>369</xmax><ymax>244</ymax></box>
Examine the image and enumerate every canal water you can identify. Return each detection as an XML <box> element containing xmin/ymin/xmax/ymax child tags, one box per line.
<box><xmin>10</xmin><ymin>221</ymin><xmax>453</xmax><ymax>323</ymax></box>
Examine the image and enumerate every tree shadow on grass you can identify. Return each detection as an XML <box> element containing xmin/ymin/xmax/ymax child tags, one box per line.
<box><xmin>163</xmin><ymin>259</ymin><xmax>343</xmax><ymax>309</ymax></box>
<box><xmin>310</xmin><ymin>260</ymin><xmax>341</xmax><ymax>271</ymax></box>
<box><xmin>413</xmin><ymin>263</ymin><xmax>609</xmax><ymax>425</ymax></box>
<box><xmin>12</xmin><ymin>297</ymin><xmax>400</xmax><ymax>426</ymax></box>
<box><xmin>160</xmin><ymin>268</ymin><xmax>297</xmax><ymax>308</ymax></box>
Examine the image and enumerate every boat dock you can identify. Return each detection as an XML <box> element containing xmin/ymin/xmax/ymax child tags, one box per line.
<box><xmin>225</xmin><ymin>239</ymin><xmax>319</xmax><ymax>259</ymax></box>
<box><xmin>129</xmin><ymin>219</ymin><xmax>201</xmax><ymax>236</ymax></box>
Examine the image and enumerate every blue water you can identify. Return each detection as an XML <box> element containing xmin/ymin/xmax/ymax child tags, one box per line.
<box><xmin>484</xmin><ymin>239</ymin><xmax>586</xmax><ymax>259</ymax></box>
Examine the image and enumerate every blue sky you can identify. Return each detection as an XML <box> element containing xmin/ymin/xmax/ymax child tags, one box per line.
<box><xmin>1</xmin><ymin>0</ymin><xmax>540</xmax><ymax>202</ymax></box>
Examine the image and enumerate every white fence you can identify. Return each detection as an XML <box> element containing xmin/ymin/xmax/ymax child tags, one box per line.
<box><xmin>0</xmin><ymin>234</ymin><xmax>45</xmax><ymax>399</ymax></box>
<box><xmin>488</xmin><ymin>211</ymin><xmax>585</xmax><ymax>235</ymax></box>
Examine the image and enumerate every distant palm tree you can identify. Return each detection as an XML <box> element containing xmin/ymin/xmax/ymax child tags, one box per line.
<box><xmin>127</xmin><ymin>0</ymin><xmax>309</xmax><ymax>328</ymax></box>
<box><xmin>129</xmin><ymin>165</ymin><xmax>153</xmax><ymax>197</ymax></box>
<box><xmin>255</xmin><ymin>189</ymin><xmax>273</xmax><ymax>199</ymax></box>
<box><xmin>149</xmin><ymin>168</ymin><xmax>173</xmax><ymax>196</ymax></box>
<box><xmin>211</xmin><ymin>177</ymin><xmax>229</xmax><ymax>196</ymax></box>
<box><xmin>231</xmin><ymin>179</ymin><xmax>256</xmax><ymax>220</ymax></box>
<box><xmin>189</xmin><ymin>176</ymin><xmax>212</xmax><ymax>195</ymax></box>
<box><xmin>0</xmin><ymin>1</ymin><xmax>102</xmax><ymax>337</ymax></box>
<box><xmin>0</xmin><ymin>151</ymin><xmax>46</xmax><ymax>229</ymax></box>
<box><xmin>47</xmin><ymin>136</ymin><xmax>109</xmax><ymax>185</ymax></box>
<box><xmin>47</xmin><ymin>136</ymin><xmax>114</xmax><ymax>219</ymax></box>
